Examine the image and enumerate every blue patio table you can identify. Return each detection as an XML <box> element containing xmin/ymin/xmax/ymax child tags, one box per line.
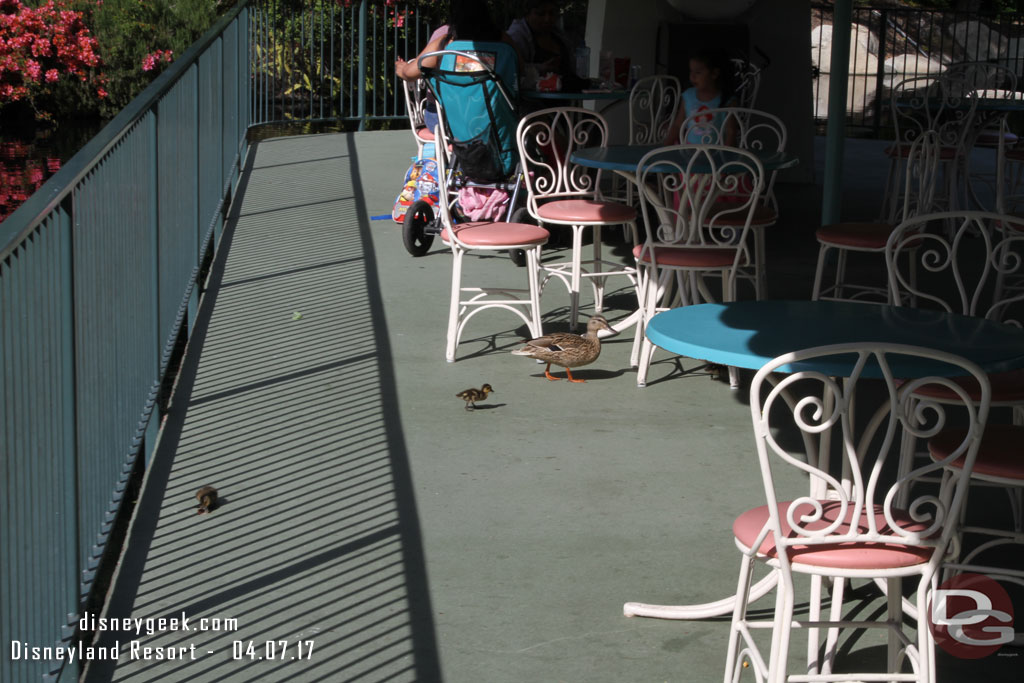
<box><xmin>644</xmin><ymin>299</ymin><xmax>1024</xmax><ymax>378</ymax></box>
<box><xmin>625</xmin><ymin>299</ymin><xmax>1024</xmax><ymax>621</ymax></box>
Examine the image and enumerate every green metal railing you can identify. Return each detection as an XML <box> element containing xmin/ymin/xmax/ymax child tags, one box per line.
<box><xmin>250</xmin><ymin>0</ymin><xmax>440</xmax><ymax>127</ymax></box>
<box><xmin>0</xmin><ymin>4</ymin><xmax>249</xmax><ymax>681</ymax></box>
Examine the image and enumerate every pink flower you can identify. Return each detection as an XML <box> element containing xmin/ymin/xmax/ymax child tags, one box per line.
<box><xmin>44</xmin><ymin>67</ymin><xmax>57</xmax><ymax>81</ymax></box>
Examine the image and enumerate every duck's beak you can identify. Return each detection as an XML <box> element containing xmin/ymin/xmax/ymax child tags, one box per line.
<box><xmin>596</xmin><ymin>322</ymin><xmax>619</xmax><ymax>338</ymax></box>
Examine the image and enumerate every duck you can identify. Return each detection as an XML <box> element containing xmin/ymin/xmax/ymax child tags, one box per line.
<box><xmin>195</xmin><ymin>485</ymin><xmax>218</xmax><ymax>514</ymax></box>
<box><xmin>511</xmin><ymin>315</ymin><xmax>616</xmax><ymax>383</ymax></box>
<box><xmin>456</xmin><ymin>384</ymin><xmax>494</xmax><ymax>410</ymax></box>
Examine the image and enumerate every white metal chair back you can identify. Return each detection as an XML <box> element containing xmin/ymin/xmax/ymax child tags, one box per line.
<box><xmin>402</xmin><ymin>78</ymin><xmax>432</xmax><ymax>157</ymax></box>
<box><xmin>628</xmin><ymin>75</ymin><xmax>681</xmax><ymax>145</ymax></box>
<box><xmin>636</xmin><ymin>144</ymin><xmax>764</xmax><ymax>259</ymax></box>
<box><xmin>731</xmin><ymin>58</ymin><xmax>762</xmax><ymax>110</ymax></box>
<box><xmin>898</xmin><ymin>129</ymin><xmax>943</xmax><ymax>221</ymax></box>
<box><xmin>886</xmin><ymin>210</ymin><xmax>1024</xmax><ymax>325</ymax></box>
<box><xmin>516</xmin><ymin>107</ymin><xmax>610</xmax><ymax>216</ymax></box>
<box><xmin>678</xmin><ymin>106</ymin><xmax>785</xmax><ymax>210</ymax></box>
<box><xmin>750</xmin><ymin>342</ymin><xmax>989</xmax><ymax>570</ymax></box>
<box><xmin>890</xmin><ymin>75</ymin><xmax>978</xmax><ymax>155</ymax></box>
<box><xmin>941</xmin><ymin>60</ymin><xmax>1019</xmax><ymax>100</ymax></box>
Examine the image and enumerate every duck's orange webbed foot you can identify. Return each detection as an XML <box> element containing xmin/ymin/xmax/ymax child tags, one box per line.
<box><xmin>565</xmin><ymin>368</ymin><xmax>585</xmax><ymax>383</ymax></box>
<box><xmin>543</xmin><ymin>363</ymin><xmax>562</xmax><ymax>381</ymax></box>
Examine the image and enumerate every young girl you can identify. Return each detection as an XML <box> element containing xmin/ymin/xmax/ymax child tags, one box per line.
<box><xmin>665</xmin><ymin>48</ymin><xmax>737</xmax><ymax>145</ymax></box>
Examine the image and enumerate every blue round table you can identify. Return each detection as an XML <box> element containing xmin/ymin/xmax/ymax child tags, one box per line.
<box><xmin>645</xmin><ymin>300</ymin><xmax>1024</xmax><ymax>378</ymax></box>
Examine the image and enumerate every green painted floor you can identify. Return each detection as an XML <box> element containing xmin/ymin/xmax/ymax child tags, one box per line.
<box><xmin>84</xmin><ymin>131</ymin><xmax>1020</xmax><ymax>683</ymax></box>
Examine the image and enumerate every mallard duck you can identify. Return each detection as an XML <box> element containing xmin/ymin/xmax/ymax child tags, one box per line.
<box><xmin>511</xmin><ymin>315</ymin><xmax>616</xmax><ymax>383</ymax></box>
<box><xmin>196</xmin><ymin>485</ymin><xmax>218</xmax><ymax>514</ymax></box>
<box><xmin>456</xmin><ymin>384</ymin><xmax>494</xmax><ymax>410</ymax></box>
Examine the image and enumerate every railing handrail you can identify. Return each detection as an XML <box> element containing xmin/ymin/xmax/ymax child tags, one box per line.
<box><xmin>0</xmin><ymin>1</ymin><xmax>251</xmax><ymax>259</ymax></box>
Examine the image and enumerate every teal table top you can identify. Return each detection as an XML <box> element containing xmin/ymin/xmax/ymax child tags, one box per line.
<box><xmin>571</xmin><ymin>145</ymin><xmax>799</xmax><ymax>173</ymax></box>
<box><xmin>646</xmin><ymin>300</ymin><xmax>1024</xmax><ymax>378</ymax></box>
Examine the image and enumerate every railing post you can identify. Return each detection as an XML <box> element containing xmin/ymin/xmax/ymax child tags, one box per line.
<box><xmin>57</xmin><ymin>196</ymin><xmax>80</xmax><ymax>673</ymax></box>
<box><xmin>358</xmin><ymin>0</ymin><xmax>367</xmax><ymax>130</ymax></box>
<box><xmin>873</xmin><ymin>8</ymin><xmax>888</xmax><ymax>136</ymax></box>
<box><xmin>147</xmin><ymin>108</ymin><xmax>161</xmax><ymax>468</ymax></box>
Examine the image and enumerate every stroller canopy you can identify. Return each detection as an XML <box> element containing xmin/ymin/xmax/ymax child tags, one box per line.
<box><xmin>422</xmin><ymin>40</ymin><xmax>520</xmax><ymax>182</ymax></box>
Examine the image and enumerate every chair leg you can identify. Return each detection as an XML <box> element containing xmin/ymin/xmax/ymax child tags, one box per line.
<box><xmin>811</xmin><ymin>243</ymin><xmax>830</xmax><ymax>301</ymax></box>
<box><xmin>724</xmin><ymin>553</ymin><xmax>759</xmax><ymax>683</ymax></box>
<box><xmin>820</xmin><ymin>576</ymin><xmax>845</xmax><ymax>675</ymax></box>
<box><xmin>446</xmin><ymin>248</ymin><xmax>465</xmax><ymax>362</ymax></box>
<box><xmin>569</xmin><ymin>225</ymin><xmax>585</xmax><ymax>332</ymax></box>
<box><xmin>887</xmin><ymin>576</ymin><xmax>904</xmax><ymax>676</ymax></box>
<box><xmin>592</xmin><ymin>225</ymin><xmax>605</xmax><ymax>313</ymax></box>
<box><xmin>807</xmin><ymin>574</ymin><xmax>823</xmax><ymax>676</ymax></box>
<box><xmin>767</xmin><ymin>572</ymin><xmax>795</xmax><ymax>683</ymax></box>
<box><xmin>527</xmin><ymin>246</ymin><xmax>544</xmax><ymax>338</ymax></box>
<box><xmin>635</xmin><ymin>269</ymin><xmax>662</xmax><ymax>387</ymax></box>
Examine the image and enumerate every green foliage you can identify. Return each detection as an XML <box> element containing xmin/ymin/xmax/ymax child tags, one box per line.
<box><xmin>89</xmin><ymin>0</ymin><xmax>221</xmax><ymax>117</ymax></box>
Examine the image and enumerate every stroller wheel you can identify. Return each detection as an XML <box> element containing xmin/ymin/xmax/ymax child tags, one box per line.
<box><xmin>507</xmin><ymin>207</ymin><xmax>535</xmax><ymax>267</ymax></box>
<box><xmin>403</xmin><ymin>199</ymin><xmax>435</xmax><ymax>256</ymax></box>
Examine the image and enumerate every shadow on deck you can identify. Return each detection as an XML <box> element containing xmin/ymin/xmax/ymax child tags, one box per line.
<box><xmin>87</xmin><ymin>134</ymin><xmax>439</xmax><ymax>683</ymax></box>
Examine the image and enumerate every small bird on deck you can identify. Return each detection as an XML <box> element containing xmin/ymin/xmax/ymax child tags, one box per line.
<box><xmin>195</xmin><ymin>485</ymin><xmax>218</xmax><ymax>514</ymax></box>
<box><xmin>456</xmin><ymin>384</ymin><xmax>494</xmax><ymax>410</ymax></box>
<box><xmin>511</xmin><ymin>315</ymin><xmax>616</xmax><ymax>383</ymax></box>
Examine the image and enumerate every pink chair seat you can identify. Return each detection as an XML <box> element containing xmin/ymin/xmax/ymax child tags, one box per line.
<box><xmin>816</xmin><ymin>222</ymin><xmax>893</xmax><ymax>249</ymax></box>
<box><xmin>733</xmin><ymin>500</ymin><xmax>934</xmax><ymax>569</ymax></box>
<box><xmin>415</xmin><ymin>127</ymin><xmax>435</xmax><ymax>142</ymax></box>
<box><xmin>632</xmin><ymin>244</ymin><xmax>744</xmax><ymax>268</ymax></box>
<box><xmin>885</xmin><ymin>144</ymin><xmax>958</xmax><ymax>160</ymax></box>
<box><xmin>442</xmin><ymin>221</ymin><xmax>549</xmax><ymax>247</ymax></box>
<box><xmin>975</xmin><ymin>130</ymin><xmax>1018</xmax><ymax>148</ymax></box>
<box><xmin>929</xmin><ymin>424</ymin><xmax>1024</xmax><ymax>480</ymax></box>
<box><xmin>707</xmin><ymin>202</ymin><xmax>778</xmax><ymax>226</ymax></box>
<box><xmin>1006</xmin><ymin>147</ymin><xmax>1024</xmax><ymax>161</ymax></box>
<box><xmin>912</xmin><ymin>368</ymin><xmax>1024</xmax><ymax>403</ymax></box>
<box><xmin>536</xmin><ymin>199</ymin><xmax>637</xmax><ymax>224</ymax></box>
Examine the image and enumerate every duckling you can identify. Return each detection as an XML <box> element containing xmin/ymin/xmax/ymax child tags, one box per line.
<box><xmin>456</xmin><ymin>384</ymin><xmax>494</xmax><ymax>410</ymax></box>
<box><xmin>511</xmin><ymin>315</ymin><xmax>616</xmax><ymax>383</ymax></box>
<box><xmin>196</xmin><ymin>485</ymin><xmax>218</xmax><ymax>514</ymax></box>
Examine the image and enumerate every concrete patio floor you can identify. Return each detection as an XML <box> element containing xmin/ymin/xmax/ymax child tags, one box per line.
<box><xmin>83</xmin><ymin>131</ymin><xmax>1021</xmax><ymax>683</ymax></box>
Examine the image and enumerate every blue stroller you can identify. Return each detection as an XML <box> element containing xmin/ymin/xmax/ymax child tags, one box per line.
<box><xmin>401</xmin><ymin>39</ymin><xmax>528</xmax><ymax>260</ymax></box>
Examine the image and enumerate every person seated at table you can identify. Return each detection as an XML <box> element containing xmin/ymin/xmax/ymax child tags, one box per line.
<box><xmin>664</xmin><ymin>47</ymin><xmax>738</xmax><ymax>145</ymax></box>
<box><xmin>508</xmin><ymin>0</ymin><xmax>574</xmax><ymax>83</ymax></box>
<box><xmin>395</xmin><ymin>0</ymin><xmax>512</xmax><ymax>134</ymax></box>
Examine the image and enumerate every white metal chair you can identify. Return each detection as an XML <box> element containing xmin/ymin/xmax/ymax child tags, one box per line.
<box><xmin>434</xmin><ymin>124</ymin><xmax>550</xmax><ymax>362</ymax></box>
<box><xmin>726</xmin><ymin>343</ymin><xmax>991</xmax><ymax>683</ymax></box>
<box><xmin>812</xmin><ymin>130</ymin><xmax>941</xmax><ymax>303</ymax></box>
<box><xmin>731</xmin><ymin>57</ymin><xmax>763</xmax><ymax>111</ymax></box>
<box><xmin>516</xmin><ymin>107</ymin><xmax>640</xmax><ymax>333</ymax></box>
<box><xmin>402</xmin><ymin>78</ymin><xmax>435</xmax><ymax>159</ymax></box>
<box><xmin>944</xmin><ymin>62</ymin><xmax>1020</xmax><ymax>211</ymax></box>
<box><xmin>886</xmin><ymin>211</ymin><xmax>1024</xmax><ymax>588</ymax></box>
<box><xmin>632</xmin><ymin>144</ymin><xmax>765</xmax><ymax>387</ymax></box>
<box><xmin>629</xmin><ymin>75</ymin><xmax>682</xmax><ymax>145</ymax></box>
<box><xmin>612</xmin><ymin>75</ymin><xmax>682</xmax><ymax>208</ymax></box>
<box><xmin>880</xmin><ymin>74</ymin><xmax>979</xmax><ymax>224</ymax></box>
<box><xmin>679</xmin><ymin>107</ymin><xmax>786</xmax><ymax>299</ymax></box>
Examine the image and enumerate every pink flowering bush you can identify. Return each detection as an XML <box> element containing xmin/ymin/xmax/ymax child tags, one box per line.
<box><xmin>0</xmin><ymin>0</ymin><xmax>107</xmax><ymax>120</ymax></box>
<box><xmin>141</xmin><ymin>49</ymin><xmax>172</xmax><ymax>72</ymax></box>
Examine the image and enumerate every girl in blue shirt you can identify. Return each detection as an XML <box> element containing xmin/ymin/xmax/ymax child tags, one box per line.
<box><xmin>665</xmin><ymin>48</ymin><xmax>737</xmax><ymax>145</ymax></box>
